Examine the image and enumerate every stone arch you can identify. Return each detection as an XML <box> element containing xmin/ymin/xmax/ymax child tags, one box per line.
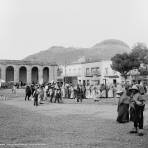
<box><xmin>19</xmin><ymin>66</ymin><xmax>27</xmax><ymax>84</ymax></box>
<box><xmin>43</xmin><ymin>67</ymin><xmax>49</xmax><ymax>83</ymax></box>
<box><xmin>6</xmin><ymin>66</ymin><xmax>14</xmax><ymax>82</ymax></box>
<box><xmin>31</xmin><ymin>67</ymin><xmax>38</xmax><ymax>83</ymax></box>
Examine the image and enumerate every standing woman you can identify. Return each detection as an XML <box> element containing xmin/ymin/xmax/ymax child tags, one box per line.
<box><xmin>61</xmin><ymin>84</ymin><xmax>66</xmax><ymax>99</ymax></box>
<box><xmin>116</xmin><ymin>89</ymin><xmax>130</xmax><ymax>123</ymax></box>
<box><xmin>89</xmin><ymin>85</ymin><xmax>93</xmax><ymax>99</ymax></box>
<box><xmin>108</xmin><ymin>84</ymin><xmax>114</xmax><ymax>98</ymax></box>
<box><xmin>70</xmin><ymin>85</ymin><xmax>74</xmax><ymax>99</ymax></box>
<box><xmin>38</xmin><ymin>85</ymin><xmax>44</xmax><ymax>103</ymax></box>
<box><xmin>85</xmin><ymin>85</ymin><xmax>90</xmax><ymax>99</ymax></box>
<box><xmin>92</xmin><ymin>85</ymin><xmax>96</xmax><ymax>101</ymax></box>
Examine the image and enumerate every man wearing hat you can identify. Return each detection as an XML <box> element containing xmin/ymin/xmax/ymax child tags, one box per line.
<box><xmin>54</xmin><ymin>83</ymin><xmax>61</xmax><ymax>103</ymax></box>
<box><xmin>129</xmin><ymin>85</ymin><xmax>145</xmax><ymax>136</ymax></box>
<box><xmin>33</xmin><ymin>85</ymin><xmax>39</xmax><ymax>106</ymax></box>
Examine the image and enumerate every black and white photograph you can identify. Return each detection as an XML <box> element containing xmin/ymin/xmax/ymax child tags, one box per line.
<box><xmin>0</xmin><ymin>0</ymin><xmax>148</xmax><ymax>147</ymax></box>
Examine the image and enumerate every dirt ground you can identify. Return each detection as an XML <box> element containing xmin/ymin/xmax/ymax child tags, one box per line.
<box><xmin>0</xmin><ymin>89</ymin><xmax>148</xmax><ymax>148</ymax></box>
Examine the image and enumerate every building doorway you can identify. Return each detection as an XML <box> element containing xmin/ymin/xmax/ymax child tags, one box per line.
<box><xmin>31</xmin><ymin>67</ymin><xmax>38</xmax><ymax>83</ymax></box>
<box><xmin>19</xmin><ymin>66</ymin><xmax>27</xmax><ymax>84</ymax></box>
<box><xmin>43</xmin><ymin>67</ymin><xmax>49</xmax><ymax>83</ymax></box>
<box><xmin>6</xmin><ymin>66</ymin><xmax>14</xmax><ymax>82</ymax></box>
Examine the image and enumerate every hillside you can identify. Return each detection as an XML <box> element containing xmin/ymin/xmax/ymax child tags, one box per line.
<box><xmin>24</xmin><ymin>39</ymin><xmax>131</xmax><ymax>65</ymax></box>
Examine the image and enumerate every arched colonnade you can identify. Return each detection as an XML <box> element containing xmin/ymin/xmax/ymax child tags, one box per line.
<box><xmin>0</xmin><ymin>60</ymin><xmax>57</xmax><ymax>84</ymax></box>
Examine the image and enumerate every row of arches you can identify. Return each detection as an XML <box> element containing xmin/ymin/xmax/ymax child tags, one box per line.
<box><xmin>2</xmin><ymin>66</ymin><xmax>49</xmax><ymax>83</ymax></box>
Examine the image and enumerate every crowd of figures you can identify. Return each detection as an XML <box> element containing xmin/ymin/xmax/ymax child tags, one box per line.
<box><xmin>116</xmin><ymin>82</ymin><xmax>147</xmax><ymax>136</ymax></box>
<box><xmin>25</xmin><ymin>82</ymin><xmax>89</xmax><ymax>106</ymax></box>
<box><xmin>18</xmin><ymin>80</ymin><xmax>148</xmax><ymax>136</ymax></box>
<box><xmin>24</xmin><ymin>81</ymin><xmax>125</xmax><ymax>106</ymax></box>
<box><xmin>1</xmin><ymin>81</ymin><xmax>25</xmax><ymax>89</ymax></box>
<box><xmin>24</xmin><ymin>81</ymin><xmax>147</xmax><ymax>104</ymax></box>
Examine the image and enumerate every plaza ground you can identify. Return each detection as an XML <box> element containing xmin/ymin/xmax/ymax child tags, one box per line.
<box><xmin>0</xmin><ymin>89</ymin><xmax>148</xmax><ymax>148</ymax></box>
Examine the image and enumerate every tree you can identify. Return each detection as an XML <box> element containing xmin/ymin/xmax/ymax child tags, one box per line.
<box><xmin>131</xmin><ymin>42</ymin><xmax>148</xmax><ymax>64</ymax></box>
<box><xmin>111</xmin><ymin>53</ymin><xmax>140</xmax><ymax>79</ymax></box>
<box><xmin>111</xmin><ymin>42</ymin><xmax>148</xmax><ymax>79</ymax></box>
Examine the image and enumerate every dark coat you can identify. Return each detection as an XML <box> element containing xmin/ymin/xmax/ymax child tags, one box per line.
<box><xmin>25</xmin><ymin>86</ymin><xmax>32</xmax><ymax>97</ymax></box>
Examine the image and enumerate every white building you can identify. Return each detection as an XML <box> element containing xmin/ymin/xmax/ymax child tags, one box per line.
<box><xmin>59</xmin><ymin>60</ymin><xmax>121</xmax><ymax>86</ymax></box>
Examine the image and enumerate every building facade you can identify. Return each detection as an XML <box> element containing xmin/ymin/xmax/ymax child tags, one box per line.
<box><xmin>59</xmin><ymin>60</ymin><xmax>121</xmax><ymax>85</ymax></box>
<box><xmin>0</xmin><ymin>60</ymin><xmax>58</xmax><ymax>84</ymax></box>
<box><xmin>127</xmin><ymin>63</ymin><xmax>148</xmax><ymax>84</ymax></box>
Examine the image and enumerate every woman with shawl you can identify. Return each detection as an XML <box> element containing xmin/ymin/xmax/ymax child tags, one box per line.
<box><xmin>117</xmin><ymin>89</ymin><xmax>130</xmax><ymax>123</ymax></box>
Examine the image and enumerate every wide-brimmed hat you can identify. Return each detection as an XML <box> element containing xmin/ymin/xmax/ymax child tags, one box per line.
<box><xmin>129</xmin><ymin>85</ymin><xmax>139</xmax><ymax>91</ymax></box>
<box><xmin>51</xmin><ymin>80</ymin><xmax>54</xmax><ymax>83</ymax></box>
<box><xmin>116</xmin><ymin>90</ymin><xmax>124</xmax><ymax>94</ymax></box>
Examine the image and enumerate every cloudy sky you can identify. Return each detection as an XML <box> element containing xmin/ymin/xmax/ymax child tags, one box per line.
<box><xmin>0</xmin><ymin>0</ymin><xmax>148</xmax><ymax>60</ymax></box>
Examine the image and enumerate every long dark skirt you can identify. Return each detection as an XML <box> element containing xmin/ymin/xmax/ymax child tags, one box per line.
<box><xmin>117</xmin><ymin>103</ymin><xmax>129</xmax><ymax>123</ymax></box>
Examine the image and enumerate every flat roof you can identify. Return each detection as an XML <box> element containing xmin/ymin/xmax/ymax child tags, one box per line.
<box><xmin>66</xmin><ymin>59</ymin><xmax>110</xmax><ymax>66</ymax></box>
<box><xmin>0</xmin><ymin>60</ymin><xmax>58</xmax><ymax>66</ymax></box>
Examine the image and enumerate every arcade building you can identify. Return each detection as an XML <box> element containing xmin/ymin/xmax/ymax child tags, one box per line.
<box><xmin>0</xmin><ymin>60</ymin><xmax>58</xmax><ymax>84</ymax></box>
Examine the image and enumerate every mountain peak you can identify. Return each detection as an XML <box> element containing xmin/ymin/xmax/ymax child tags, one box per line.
<box><xmin>93</xmin><ymin>39</ymin><xmax>130</xmax><ymax>48</ymax></box>
<box><xmin>24</xmin><ymin>39</ymin><xmax>131</xmax><ymax>65</ymax></box>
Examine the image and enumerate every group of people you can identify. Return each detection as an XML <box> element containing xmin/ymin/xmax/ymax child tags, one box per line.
<box><xmin>23</xmin><ymin>80</ymin><xmax>147</xmax><ymax>136</ymax></box>
<box><xmin>116</xmin><ymin>82</ymin><xmax>146</xmax><ymax>136</ymax></box>
<box><xmin>57</xmin><ymin>82</ymin><xmax>128</xmax><ymax>101</ymax></box>
<box><xmin>25</xmin><ymin>82</ymin><xmax>62</xmax><ymax>106</ymax></box>
<box><xmin>25</xmin><ymin>81</ymin><xmax>89</xmax><ymax>106</ymax></box>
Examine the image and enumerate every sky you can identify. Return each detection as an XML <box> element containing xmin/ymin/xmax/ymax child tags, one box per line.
<box><xmin>0</xmin><ymin>0</ymin><xmax>148</xmax><ymax>60</ymax></box>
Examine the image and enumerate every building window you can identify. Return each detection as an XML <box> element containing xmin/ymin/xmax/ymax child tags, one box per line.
<box><xmin>91</xmin><ymin>67</ymin><xmax>100</xmax><ymax>75</ymax></box>
<box><xmin>86</xmin><ymin>68</ymin><xmax>90</xmax><ymax>76</ymax></box>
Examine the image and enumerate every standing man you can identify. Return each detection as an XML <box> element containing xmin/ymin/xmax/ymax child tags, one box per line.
<box><xmin>54</xmin><ymin>83</ymin><xmax>61</xmax><ymax>103</ymax></box>
<box><xmin>76</xmin><ymin>85</ymin><xmax>83</xmax><ymax>103</ymax></box>
<box><xmin>33</xmin><ymin>85</ymin><xmax>39</xmax><ymax>106</ymax></box>
<box><xmin>82</xmin><ymin>84</ymin><xmax>86</xmax><ymax>99</ymax></box>
<box><xmin>129</xmin><ymin>85</ymin><xmax>145</xmax><ymax>136</ymax></box>
<box><xmin>25</xmin><ymin>85</ymin><xmax>31</xmax><ymax>101</ymax></box>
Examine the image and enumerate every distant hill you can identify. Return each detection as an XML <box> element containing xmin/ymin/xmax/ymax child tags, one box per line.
<box><xmin>24</xmin><ymin>39</ymin><xmax>131</xmax><ymax>65</ymax></box>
